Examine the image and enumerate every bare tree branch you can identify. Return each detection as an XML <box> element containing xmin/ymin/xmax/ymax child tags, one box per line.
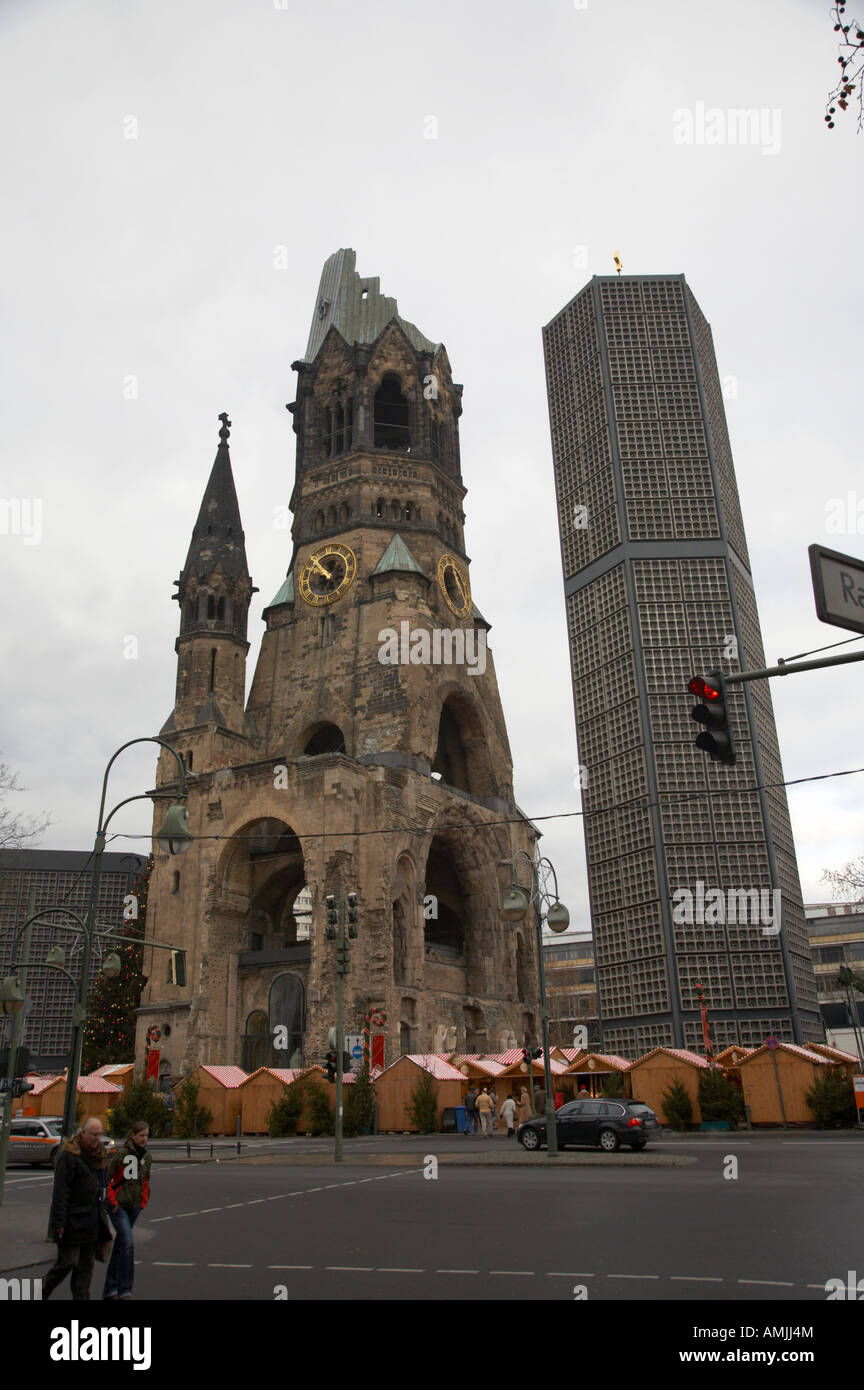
<box><xmin>0</xmin><ymin>758</ymin><xmax>52</xmax><ymax>851</ymax></box>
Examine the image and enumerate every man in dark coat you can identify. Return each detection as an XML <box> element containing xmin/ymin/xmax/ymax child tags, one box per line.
<box><xmin>43</xmin><ymin>1116</ymin><xmax>109</xmax><ymax>1300</ymax></box>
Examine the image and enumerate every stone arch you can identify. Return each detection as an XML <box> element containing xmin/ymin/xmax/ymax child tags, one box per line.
<box><xmin>431</xmin><ymin>690</ymin><xmax>493</xmax><ymax>797</ymax></box>
<box><xmin>299</xmin><ymin>721</ymin><xmax>347</xmax><ymax>756</ymax></box>
<box><xmin>214</xmin><ymin>815</ymin><xmax>309</xmax><ymax>955</ymax></box>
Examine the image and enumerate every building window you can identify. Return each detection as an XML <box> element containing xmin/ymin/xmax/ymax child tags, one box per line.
<box><xmin>323</xmin><ymin>402</ymin><xmax>352</xmax><ymax>457</ymax></box>
<box><xmin>374</xmin><ymin>374</ymin><xmax>411</xmax><ymax>451</ymax></box>
<box><xmin>207</xmin><ymin>595</ymin><xmax>216</xmax><ymax>620</ymax></box>
<box><xmin>209</xmin><ymin>649</ymin><xmax>216</xmax><ymax>690</ymax></box>
<box><xmin>171</xmin><ymin>871</ymin><xmax>180</xmax><ymax>895</ymax></box>
<box><xmin>375</xmin><ymin>497</ymin><xmax>385</xmax><ymax>518</ymax></box>
<box><xmin>216</xmin><ymin>596</ymin><xmax>225</xmax><ymax>622</ymax></box>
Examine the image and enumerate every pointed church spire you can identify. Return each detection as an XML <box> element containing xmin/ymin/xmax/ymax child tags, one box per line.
<box><xmin>182</xmin><ymin>413</ymin><xmax>249</xmax><ymax>581</ymax></box>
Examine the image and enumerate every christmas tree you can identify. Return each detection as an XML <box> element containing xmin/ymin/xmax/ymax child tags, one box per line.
<box><xmin>82</xmin><ymin>854</ymin><xmax>152</xmax><ymax>1073</ymax></box>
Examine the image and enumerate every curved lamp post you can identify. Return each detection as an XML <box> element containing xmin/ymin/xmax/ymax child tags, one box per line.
<box><xmin>500</xmin><ymin>850</ymin><xmax>570</xmax><ymax>1158</ymax></box>
<box><xmin>3</xmin><ymin>738</ymin><xmax>191</xmax><ymax>1141</ymax></box>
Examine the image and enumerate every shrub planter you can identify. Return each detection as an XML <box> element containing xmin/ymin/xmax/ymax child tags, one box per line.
<box><xmin>700</xmin><ymin>1119</ymin><xmax>730</xmax><ymax>1131</ymax></box>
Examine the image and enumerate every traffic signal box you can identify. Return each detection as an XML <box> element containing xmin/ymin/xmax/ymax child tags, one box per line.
<box><xmin>688</xmin><ymin>670</ymin><xmax>736</xmax><ymax>765</ymax></box>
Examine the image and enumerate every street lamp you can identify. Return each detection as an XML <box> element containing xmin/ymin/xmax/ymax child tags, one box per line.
<box><xmin>155</xmin><ymin>803</ymin><xmax>193</xmax><ymax>856</ymax></box>
<box><xmin>0</xmin><ymin>978</ymin><xmax>25</xmax><ymax>1016</ymax></box>
<box><xmin>101</xmin><ymin>952</ymin><xmax>122</xmax><ymax>979</ymax></box>
<box><xmin>499</xmin><ymin>851</ymin><xmax>569</xmax><ymax>1158</ymax></box>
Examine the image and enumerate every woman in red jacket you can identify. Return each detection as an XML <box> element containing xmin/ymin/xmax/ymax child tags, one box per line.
<box><xmin>102</xmin><ymin>1120</ymin><xmax>151</xmax><ymax>1301</ymax></box>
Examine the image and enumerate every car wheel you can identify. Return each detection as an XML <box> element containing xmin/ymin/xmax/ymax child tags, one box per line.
<box><xmin>598</xmin><ymin>1127</ymin><xmax>620</xmax><ymax>1152</ymax></box>
<box><xmin>519</xmin><ymin>1127</ymin><xmax>541</xmax><ymax>1151</ymax></box>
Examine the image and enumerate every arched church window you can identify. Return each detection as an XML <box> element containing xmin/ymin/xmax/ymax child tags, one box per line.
<box><xmin>404</xmin><ymin>502</ymin><xmax>415</xmax><ymax>521</ymax></box>
<box><xmin>303</xmin><ymin>722</ymin><xmax>346</xmax><ymax>755</ymax></box>
<box><xmin>207</xmin><ymin>595</ymin><xmax>216</xmax><ymax>620</ymax></box>
<box><xmin>209</xmin><ymin>648</ymin><xmax>216</xmax><ymax>691</ymax></box>
<box><xmin>373</xmin><ymin>374</ymin><xmax>411</xmax><ymax>451</ymax></box>
<box><xmin>327</xmin><ymin>506</ymin><xmax>337</xmax><ymax>527</ymax></box>
<box><xmin>339</xmin><ymin>502</ymin><xmax>349</xmax><ymax>523</ymax></box>
<box><xmin>268</xmin><ymin>973</ymin><xmax>305</xmax><ymax>1067</ymax></box>
<box><xmin>375</xmin><ymin>497</ymin><xmax>385</xmax><ymax>518</ymax></box>
<box><xmin>243</xmin><ymin>1009</ymin><xmax>270</xmax><ymax>1073</ymax></box>
<box><xmin>315</xmin><ymin>511</ymin><xmax>324</xmax><ymax>532</ymax></box>
<box><xmin>390</xmin><ymin>499</ymin><xmax>400</xmax><ymax>520</ymax></box>
<box><xmin>216</xmin><ymin>596</ymin><xmax>225</xmax><ymax>622</ymax></box>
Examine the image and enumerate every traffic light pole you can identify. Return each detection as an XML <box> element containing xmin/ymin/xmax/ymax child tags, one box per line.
<box><xmin>334</xmin><ymin>887</ymin><xmax>345</xmax><ymax>1164</ymax></box>
<box><xmin>723</xmin><ymin>649</ymin><xmax>864</xmax><ymax>684</ymax></box>
<box><xmin>0</xmin><ymin>894</ymin><xmax>34</xmax><ymax>1207</ymax></box>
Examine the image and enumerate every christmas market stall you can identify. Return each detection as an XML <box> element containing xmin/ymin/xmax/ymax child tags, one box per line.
<box><xmin>563</xmin><ymin>1052</ymin><xmax>632</xmax><ymax>1098</ymax></box>
<box><xmin>803</xmin><ymin>1041</ymin><xmax>861</xmax><ymax>1078</ymax></box>
<box><xmin>173</xmin><ymin>1064</ymin><xmax>247</xmax><ymax>1135</ymax></box>
<box><xmin>89</xmin><ymin>1063</ymin><xmax>135</xmax><ymax>1098</ymax></box>
<box><xmin>626</xmin><ymin>1047</ymin><xmax>710</xmax><ymax>1124</ymax></box>
<box><xmin>737</xmin><ymin>1042</ymin><xmax>837</xmax><ymax>1125</ymax></box>
<box><xmin>16</xmin><ymin>1072</ymin><xmax>121</xmax><ymax>1122</ymax></box>
<box><xmin>240</xmin><ymin>1066</ymin><xmax>331</xmax><ymax>1134</ymax></box>
<box><xmin>374</xmin><ymin>1054</ymin><xmax>464</xmax><ymax>1132</ymax></box>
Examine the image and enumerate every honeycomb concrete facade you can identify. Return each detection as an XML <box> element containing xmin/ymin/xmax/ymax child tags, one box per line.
<box><xmin>543</xmin><ymin>274</ymin><xmax>821</xmax><ymax>1055</ymax></box>
<box><xmin>136</xmin><ymin>251</ymin><xmax>539</xmax><ymax>1076</ymax></box>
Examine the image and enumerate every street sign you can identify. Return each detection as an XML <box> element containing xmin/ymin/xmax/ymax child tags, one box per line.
<box><xmin>351</xmin><ymin>1046</ymin><xmax>362</xmax><ymax>1058</ymax></box>
<box><xmin>853</xmin><ymin>1075</ymin><xmax>864</xmax><ymax>1112</ymax></box>
<box><xmin>809</xmin><ymin>544</ymin><xmax>864</xmax><ymax>635</ymax></box>
<box><xmin>765</xmin><ymin>1035</ymin><xmax>778</xmax><ymax>1050</ymax></box>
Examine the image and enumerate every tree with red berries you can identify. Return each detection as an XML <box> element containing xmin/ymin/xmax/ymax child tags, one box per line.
<box><xmin>826</xmin><ymin>3</ymin><xmax>864</xmax><ymax>130</ymax></box>
<box><xmin>81</xmin><ymin>855</ymin><xmax>152</xmax><ymax>1073</ymax></box>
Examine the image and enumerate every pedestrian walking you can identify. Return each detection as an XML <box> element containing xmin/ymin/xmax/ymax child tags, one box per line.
<box><xmin>554</xmin><ymin>1089</ymin><xmax>565</xmax><ymax>1111</ymax></box>
<box><xmin>103</xmin><ymin>1120</ymin><xmax>152</xmax><ymax>1301</ymax></box>
<box><xmin>489</xmin><ymin>1087</ymin><xmax>499</xmax><ymax>1132</ymax></box>
<box><xmin>516</xmin><ymin>1086</ymin><xmax>532</xmax><ymax>1125</ymax></box>
<box><xmin>475</xmin><ymin>1086</ymin><xmax>494</xmax><ymax>1135</ymax></box>
<box><xmin>44</xmin><ymin>1116</ymin><xmax>111</xmax><ymax>1301</ymax></box>
<box><xmin>500</xmin><ymin>1093</ymin><xmax>518</xmax><ymax>1137</ymax></box>
<box><xmin>464</xmin><ymin>1084</ymin><xmax>479</xmax><ymax>1134</ymax></box>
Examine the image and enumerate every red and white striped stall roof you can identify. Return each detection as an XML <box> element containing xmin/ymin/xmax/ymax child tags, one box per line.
<box><xmin>90</xmin><ymin>1063</ymin><xmax>133</xmax><ymax>1077</ymax></box>
<box><xmin>804</xmin><ymin>1042</ymin><xmax>860</xmax><ymax>1064</ymax></box>
<box><xmin>198</xmin><ymin>1065</ymin><xmax>248</xmax><ymax>1088</ymax></box>
<box><xmin>748</xmin><ymin>1042</ymin><xmax>834</xmax><ymax>1064</ymax></box>
<box><xmin>389</xmin><ymin>1055</ymin><xmax>466</xmax><ymax>1080</ymax></box>
<box><xmin>631</xmin><ymin>1047</ymin><xmax>711</xmax><ymax>1069</ymax></box>
<box><xmin>77</xmin><ymin>1075</ymin><xmax>122</xmax><ymax>1094</ymax></box>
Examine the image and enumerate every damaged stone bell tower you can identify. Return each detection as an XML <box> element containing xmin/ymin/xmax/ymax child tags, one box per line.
<box><xmin>137</xmin><ymin>249</ymin><xmax>539</xmax><ymax>1076</ymax></box>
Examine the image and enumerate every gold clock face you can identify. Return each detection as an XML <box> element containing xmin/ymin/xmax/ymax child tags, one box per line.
<box><xmin>437</xmin><ymin>553</ymin><xmax>471</xmax><ymax>619</ymax></box>
<box><xmin>299</xmin><ymin>543</ymin><xmax>357</xmax><ymax>606</ymax></box>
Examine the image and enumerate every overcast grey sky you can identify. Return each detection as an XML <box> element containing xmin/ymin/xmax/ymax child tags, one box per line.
<box><xmin>1</xmin><ymin>0</ymin><xmax>861</xmax><ymax>920</ymax></box>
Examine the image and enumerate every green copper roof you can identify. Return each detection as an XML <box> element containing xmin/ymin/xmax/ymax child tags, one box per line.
<box><xmin>304</xmin><ymin>249</ymin><xmax>438</xmax><ymax>362</ymax></box>
<box><xmin>372</xmin><ymin>534</ymin><xmax>424</xmax><ymax>577</ymax></box>
<box><xmin>266</xmin><ymin>569</ymin><xmax>295</xmax><ymax>608</ymax></box>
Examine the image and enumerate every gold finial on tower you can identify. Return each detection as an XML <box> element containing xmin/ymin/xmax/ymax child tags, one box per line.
<box><xmin>613</xmin><ymin>251</ymin><xmax>623</xmax><ymax>275</ymax></box>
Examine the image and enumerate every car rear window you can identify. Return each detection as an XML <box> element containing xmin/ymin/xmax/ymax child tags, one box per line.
<box><xmin>627</xmin><ymin>1103</ymin><xmax>655</xmax><ymax>1116</ymax></box>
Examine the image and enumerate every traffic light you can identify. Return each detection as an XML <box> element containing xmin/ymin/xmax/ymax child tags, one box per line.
<box><xmin>521</xmin><ymin>1047</ymin><xmax>531</xmax><ymax>1064</ymax></box>
<box><xmin>324</xmin><ymin>1050</ymin><xmax>337</xmax><ymax>1083</ymax></box>
<box><xmin>1</xmin><ymin>1077</ymin><xmax>35</xmax><ymax>1098</ymax></box>
<box><xmin>169</xmin><ymin>949</ymin><xmax>187</xmax><ymax>987</ymax></box>
<box><xmin>335</xmin><ymin>941</ymin><xmax>351</xmax><ymax>975</ymax></box>
<box><xmin>325</xmin><ymin>894</ymin><xmax>337</xmax><ymax>939</ymax></box>
<box><xmin>531</xmin><ymin>1047</ymin><xmax>542</xmax><ymax>1060</ymax></box>
<box><xmin>347</xmin><ymin>892</ymin><xmax>358</xmax><ymax>938</ymax></box>
<box><xmin>688</xmin><ymin>671</ymin><xmax>736</xmax><ymax>766</ymax></box>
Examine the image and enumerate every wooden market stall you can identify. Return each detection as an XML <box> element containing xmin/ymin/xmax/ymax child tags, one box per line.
<box><xmin>374</xmin><ymin>1054</ymin><xmax>465</xmax><ymax>1132</ymax></box>
<box><xmin>713</xmin><ymin>1046</ymin><xmax>753</xmax><ymax>1071</ymax></box>
<box><xmin>626</xmin><ymin>1047</ymin><xmax>710</xmax><ymax>1123</ymax></box>
<box><xmin>173</xmin><ymin>1064</ymin><xmax>247</xmax><ymax>1135</ymax></box>
<box><xmin>803</xmin><ymin>1042</ymin><xmax>861</xmax><ymax>1077</ymax></box>
<box><xmin>89</xmin><ymin>1063</ymin><xmax>135</xmax><ymax>1098</ymax></box>
<box><xmin>738</xmin><ymin>1042</ymin><xmax>837</xmax><ymax>1125</ymax></box>
<box><xmin>563</xmin><ymin>1052</ymin><xmax>632</xmax><ymax>1099</ymax></box>
<box><xmin>238</xmin><ymin>1065</ymin><xmax>359</xmax><ymax>1133</ymax></box>
<box><xmin>14</xmin><ymin>1072</ymin><xmax>121</xmax><ymax>1123</ymax></box>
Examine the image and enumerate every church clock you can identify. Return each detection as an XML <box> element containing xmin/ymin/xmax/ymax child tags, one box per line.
<box><xmin>299</xmin><ymin>543</ymin><xmax>357</xmax><ymax>606</ymax></box>
<box><xmin>437</xmin><ymin>553</ymin><xmax>471</xmax><ymax>619</ymax></box>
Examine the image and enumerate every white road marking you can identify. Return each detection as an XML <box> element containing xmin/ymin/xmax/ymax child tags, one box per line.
<box><xmin>490</xmin><ymin>1270</ymin><xmax>534</xmax><ymax>1276</ymax></box>
<box><xmin>377</xmin><ymin>1267</ymin><xmax>424</xmax><ymax>1273</ymax></box>
<box><xmin>150</xmin><ymin>1216</ymin><xmax>174</xmax><ymax>1223</ymax></box>
<box><xmin>608</xmin><ymin>1274</ymin><xmax>660</xmax><ymax>1280</ymax></box>
<box><xmin>738</xmin><ymin>1279</ymin><xmax>794</xmax><ymax>1287</ymax></box>
<box><xmin>268</xmin><ymin>1264</ymin><xmax>314</xmax><ymax>1270</ymax></box>
<box><xmin>325</xmin><ymin>1265</ymin><xmax>375</xmax><ymax>1271</ymax></box>
<box><xmin>225</xmin><ymin>1203</ymin><xmax>245</xmax><ymax>1208</ymax></box>
<box><xmin>208</xmin><ymin>1263</ymin><xmax>252</xmax><ymax>1268</ymax></box>
<box><xmin>153</xmin><ymin>1261</ymin><xmax>195</xmax><ymax>1266</ymax></box>
<box><xmin>436</xmin><ymin>1269</ymin><xmax>478</xmax><ymax>1274</ymax></box>
<box><xmin>199</xmin><ymin>1207</ymin><xmax>221</xmax><ymax>1213</ymax></box>
<box><xmin>670</xmin><ymin>1276</ymin><xmax>723</xmax><ymax>1282</ymax></box>
<box><xmin>547</xmin><ymin>1272</ymin><xmax>595</xmax><ymax>1277</ymax></box>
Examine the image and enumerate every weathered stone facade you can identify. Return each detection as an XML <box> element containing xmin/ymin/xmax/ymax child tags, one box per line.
<box><xmin>137</xmin><ymin>251</ymin><xmax>539</xmax><ymax>1076</ymax></box>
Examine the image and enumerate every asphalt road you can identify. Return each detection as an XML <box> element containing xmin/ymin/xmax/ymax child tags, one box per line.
<box><xmin>5</xmin><ymin>1133</ymin><xmax>861</xmax><ymax>1301</ymax></box>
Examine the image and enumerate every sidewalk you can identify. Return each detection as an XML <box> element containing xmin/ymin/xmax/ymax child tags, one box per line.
<box><xmin>0</xmin><ymin>1200</ymin><xmax>54</xmax><ymax>1277</ymax></box>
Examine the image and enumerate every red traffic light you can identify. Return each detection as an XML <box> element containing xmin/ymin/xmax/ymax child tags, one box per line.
<box><xmin>688</xmin><ymin>676</ymin><xmax>720</xmax><ymax>701</ymax></box>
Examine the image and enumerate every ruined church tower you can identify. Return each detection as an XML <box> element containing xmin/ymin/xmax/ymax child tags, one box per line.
<box><xmin>138</xmin><ymin>250</ymin><xmax>539</xmax><ymax>1076</ymax></box>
